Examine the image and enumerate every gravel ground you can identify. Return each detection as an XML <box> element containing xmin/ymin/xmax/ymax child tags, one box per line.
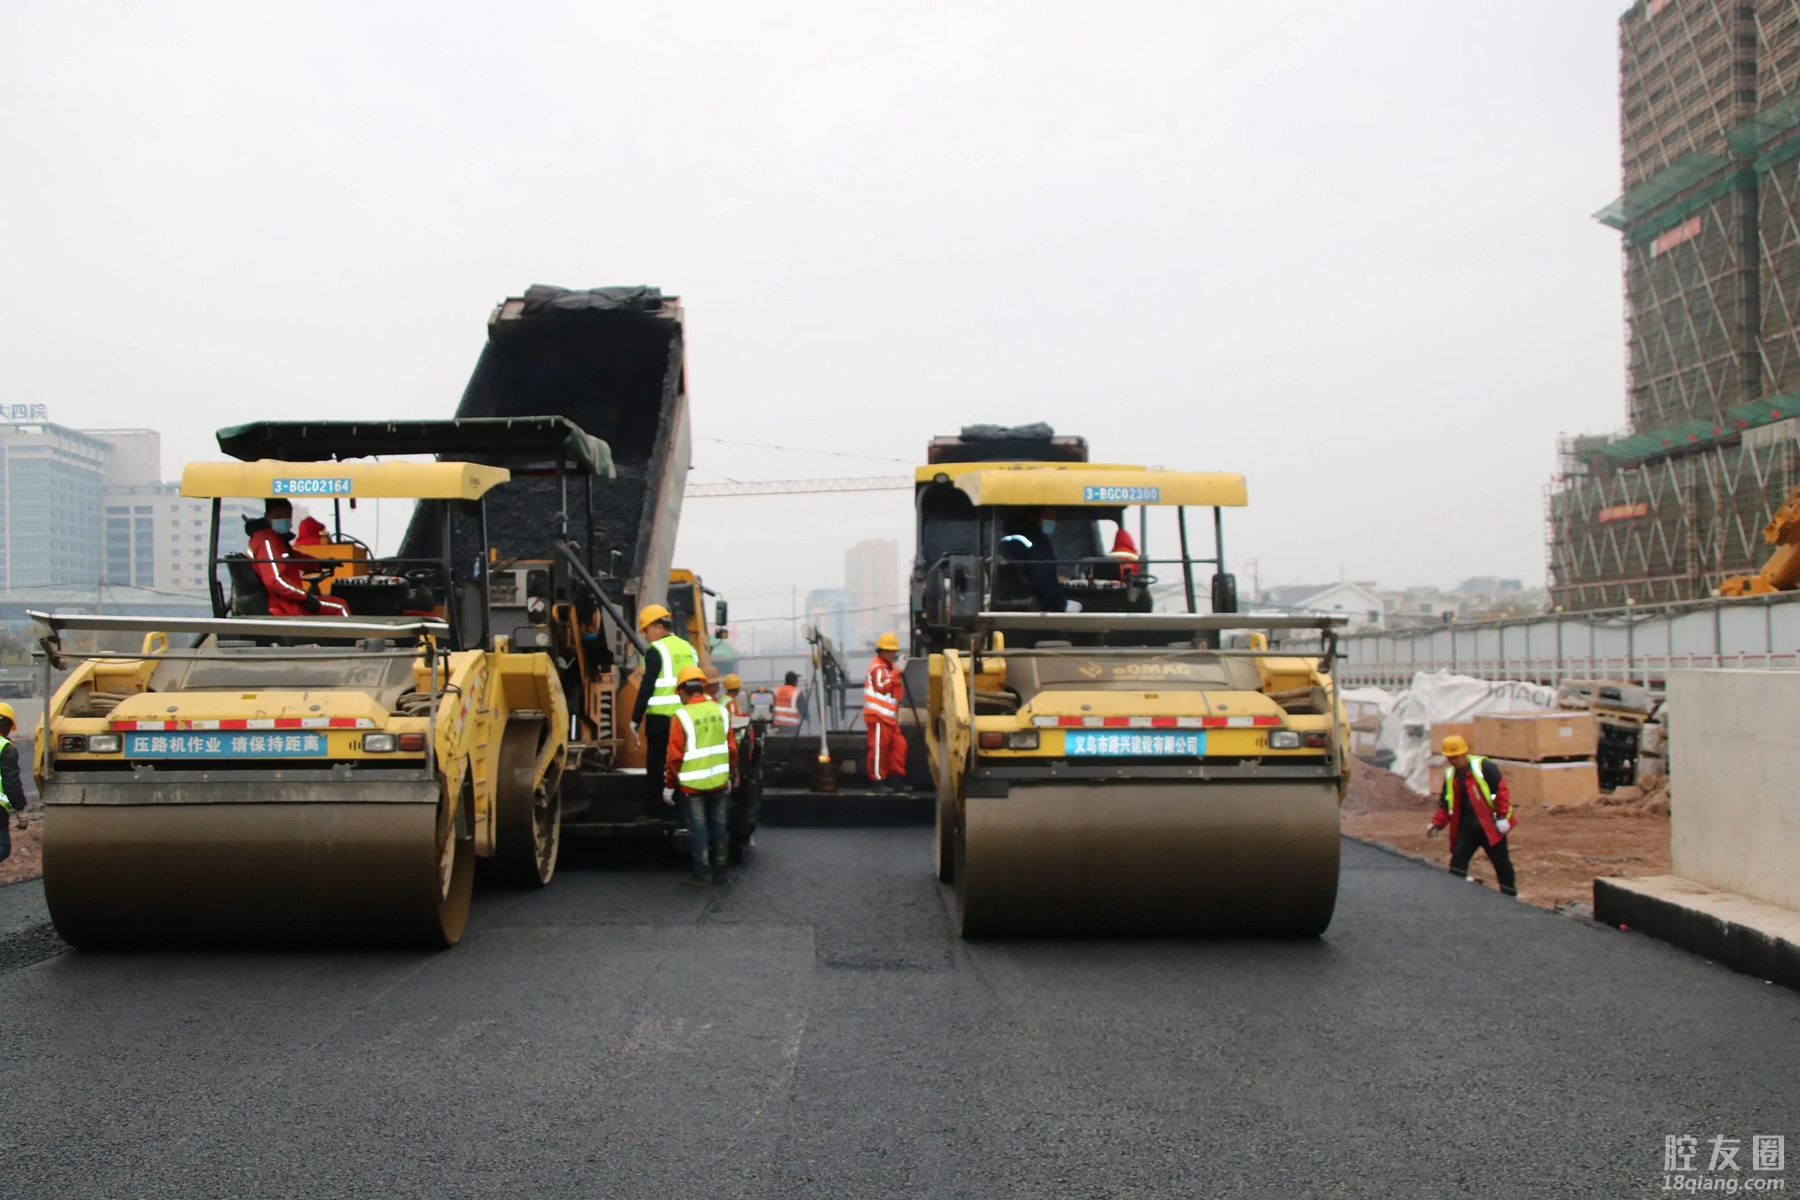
<box><xmin>0</xmin><ymin>827</ymin><xmax>1794</xmax><ymax>1197</ymax></box>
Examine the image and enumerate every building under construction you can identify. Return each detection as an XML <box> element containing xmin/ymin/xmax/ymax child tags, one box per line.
<box><xmin>1550</xmin><ymin>0</ymin><xmax>1800</xmax><ymax>609</ymax></box>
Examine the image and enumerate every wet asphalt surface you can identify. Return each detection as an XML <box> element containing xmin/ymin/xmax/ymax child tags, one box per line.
<box><xmin>0</xmin><ymin>829</ymin><xmax>1795</xmax><ymax>1198</ymax></box>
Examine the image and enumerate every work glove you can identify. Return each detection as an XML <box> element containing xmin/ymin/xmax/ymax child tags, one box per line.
<box><xmin>1495</xmin><ymin>818</ymin><xmax>1512</xmax><ymax>836</ymax></box>
<box><xmin>302</xmin><ymin>594</ymin><xmax>321</xmax><ymax>614</ymax></box>
<box><xmin>660</xmin><ymin>787</ymin><xmax>675</xmax><ymax>806</ymax></box>
<box><xmin>1426</xmin><ymin>824</ymin><xmax>1440</xmax><ymax>839</ymax></box>
<box><xmin>1065</xmin><ymin>600</ymin><xmax>1084</xmax><ymax>614</ymax></box>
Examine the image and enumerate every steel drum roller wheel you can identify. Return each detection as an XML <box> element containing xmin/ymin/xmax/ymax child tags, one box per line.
<box><xmin>954</xmin><ymin>781</ymin><xmax>1341</xmax><ymax>938</ymax></box>
<box><xmin>488</xmin><ymin>719</ymin><xmax>559</xmax><ymax>887</ymax></box>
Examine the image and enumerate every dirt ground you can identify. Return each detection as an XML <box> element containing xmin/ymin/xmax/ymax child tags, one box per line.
<box><xmin>1341</xmin><ymin>758</ymin><xmax>1672</xmax><ymax>912</ymax></box>
<box><xmin>0</xmin><ymin>814</ymin><xmax>41</xmax><ymax>887</ymax></box>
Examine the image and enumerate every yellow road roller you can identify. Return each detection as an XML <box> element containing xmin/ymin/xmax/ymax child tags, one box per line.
<box><xmin>31</xmin><ymin>417</ymin><xmax>611</xmax><ymax>948</ymax></box>
<box><xmin>914</xmin><ymin>444</ymin><xmax>1350</xmax><ymax>936</ymax></box>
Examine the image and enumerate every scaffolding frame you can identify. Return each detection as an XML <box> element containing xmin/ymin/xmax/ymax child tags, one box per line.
<box><xmin>1620</xmin><ymin>0</ymin><xmax>1758</xmax><ymax>191</ymax></box>
<box><xmin>1548</xmin><ymin>436</ymin><xmax>1800</xmax><ymax>609</ymax></box>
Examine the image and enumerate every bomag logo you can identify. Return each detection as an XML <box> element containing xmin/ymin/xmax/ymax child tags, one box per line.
<box><xmin>1078</xmin><ymin>663</ymin><xmax>1104</xmax><ymax>678</ymax></box>
<box><xmin>1110</xmin><ymin>663</ymin><xmax>1194</xmax><ymax>678</ymax></box>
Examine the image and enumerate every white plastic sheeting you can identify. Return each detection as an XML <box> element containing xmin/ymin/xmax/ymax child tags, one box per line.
<box><xmin>1376</xmin><ymin>671</ymin><xmax>1558</xmax><ymax>794</ymax></box>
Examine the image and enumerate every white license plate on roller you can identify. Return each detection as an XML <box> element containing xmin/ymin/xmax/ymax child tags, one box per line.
<box><xmin>1064</xmin><ymin>731</ymin><xmax>1204</xmax><ymax>757</ymax></box>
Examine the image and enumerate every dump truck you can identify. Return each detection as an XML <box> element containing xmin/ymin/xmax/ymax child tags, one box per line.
<box><xmin>414</xmin><ymin>285</ymin><xmax>757</xmax><ymax>850</ymax></box>
<box><xmin>915</xmin><ymin>425</ymin><xmax>1350</xmax><ymax>936</ymax></box>
<box><xmin>31</xmin><ymin>417</ymin><xmax>604</xmax><ymax>947</ymax></box>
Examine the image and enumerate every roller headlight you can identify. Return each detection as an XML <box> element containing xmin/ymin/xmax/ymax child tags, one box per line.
<box><xmin>1268</xmin><ymin>730</ymin><xmax>1301</xmax><ymax>749</ymax></box>
<box><xmin>87</xmin><ymin>734</ymin><xmax>122</xmax><ymax>754</ymax></box>
<box><xmin>362</xmin><ymin>734</ymin><xmax>398</xmax><ymax>753</ymax></box>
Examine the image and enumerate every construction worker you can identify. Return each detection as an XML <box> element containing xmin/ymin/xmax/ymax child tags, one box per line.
<box><xmin>0</xmin><ymin>703</ymin><xmax>25</xmax><ymax>864</ymax></box>
<box><xmin>1428</xmin><ymin>734</ymin><xmax>1518</xmax><ymax>897</ymax></box>
<box><xmin>772</xmin><ymin>671</ymin><xmax>803</xmax><ymax>729</ymax></box>
<box><xmin>864</xmin><ymin>632</ymin><xmax>908</xmax><ymax>791</ymax></box>
<box><xmin>723</xmin><ymin>672</ymin><xmax>755</xmax><ymax>757</ymax></box>
<box><xmin>663</xmin><ymin>665</ymin><xmax>739</xmax><ymax>885</ymax></box>
<box><xmin>248</xmin><ymin>499</ymin><xmax>350</xmax><ymax>617</ymax></box>
<box><xmin>999</xmin><ymin>509</ymin><xmax>1081</xmax><ymax>613</ymax></box>
<box><xmin>293</xmin><ymin>515</ymin><xmax>330</xmax><ymax>548</ymax></box>
<box><xmin>631</xmin><ymin>603</ymin><xmax>698</xmax><ymax>812</ymax></box>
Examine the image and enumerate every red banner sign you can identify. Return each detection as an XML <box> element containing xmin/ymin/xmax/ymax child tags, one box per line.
<box><xmin>1599</xmin><ymin>502</ymin><xmax>1649</xmax><ymax>524</ymax></box>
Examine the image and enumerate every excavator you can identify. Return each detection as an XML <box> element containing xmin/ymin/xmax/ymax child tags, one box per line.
<box><xmin>915</xmin><ymin>425</ymin><xmax>1351</xmax><ymax>937</ymax></box>
<box><xmin>1719</xmin><ymin>482</ymin><xmax>1800</xmax><ymax>595</ymax></box>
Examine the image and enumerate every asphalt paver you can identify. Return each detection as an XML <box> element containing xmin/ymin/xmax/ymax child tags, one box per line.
<box><xmin>0</xmin><ymin>832</ymin><xmax>1795</xmax><ymax>1197</ymax></box>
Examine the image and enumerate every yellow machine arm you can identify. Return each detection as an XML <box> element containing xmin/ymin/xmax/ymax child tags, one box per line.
<box><xmin>1720</xmin><ymin>482</ymin><xmax>1800</xmax><ymax>596</ymax></box>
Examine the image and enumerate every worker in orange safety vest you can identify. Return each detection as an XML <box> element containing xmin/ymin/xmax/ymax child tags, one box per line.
<box><xmin>772</xmin><ymin>671</ymin><xmax>803</xmax><ymax>728</ymax></box>
<box><xmin>863</xmin><ymin>632</ymin><xmax>908</xmax><ymax>790</ymax></box>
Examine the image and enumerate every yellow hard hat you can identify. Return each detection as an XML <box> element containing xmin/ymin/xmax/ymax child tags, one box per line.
<box><xmin>0</xmin><ymin>702</ymin><xmax>15</xmax><ymax>725</ymax></box>
<box><xmin>724</xmin><ymin>673</ymin><xmax>742</xmax><ymax>690</ymax></box>
<box><xmin>677</xmin><ymin>665</ymin><xmax>708</xmax><ymax>687</ymax></box>
<box><xmin>1441</xmin><ymin>734</ymin><xmax>1470</xmax><ymax>757</ymax></box>
<box><xmin>638</xmin><ymin>603</ymin><xmax>672</xmax><ymax>631</ymax></box>
<box><xmin>876</xmin><ymin>631</ymin><xmax>900</xmax><ymax>651</ymax></box>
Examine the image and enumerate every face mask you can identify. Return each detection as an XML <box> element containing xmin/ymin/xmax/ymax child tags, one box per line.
<box><xmin>1042</xmin><ymin>520</ymin><xmax>1057</xmax><ymax>533</ymax></box>
<box><xmin>270</xmin><ymin>517</ymin><xmax>293</xmax><ymax>535</ymax></box>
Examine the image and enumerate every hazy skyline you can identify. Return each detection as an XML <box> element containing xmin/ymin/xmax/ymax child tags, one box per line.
<box><xmin>3</xmin><ymin>2</ymin><xmax>1632</xmax><ymax>628</ymax></box>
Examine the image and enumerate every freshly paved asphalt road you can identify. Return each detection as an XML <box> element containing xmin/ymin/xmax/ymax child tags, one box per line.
<box><xmin>0</xmin><ymin>829</ymin><xmax>1796</xmax><ymax>1198</ymax></box>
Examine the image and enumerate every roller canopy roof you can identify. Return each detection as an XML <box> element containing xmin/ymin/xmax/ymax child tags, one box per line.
<box><xmin>952</xmin><ymin>468</ymin><xmax>1248</xmax><ymax>507</ymax></box>
<box><xmin>182</xmin><ymin>460</ymin><xmax>510</xmax><ymax>501</ymax></box>
<box><xmin>214</xmin><ymin>417</ymin><xmax>616</xmax><ymax>477</ymax></box>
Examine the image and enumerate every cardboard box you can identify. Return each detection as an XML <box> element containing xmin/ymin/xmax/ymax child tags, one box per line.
<box><xmin>1471</xmin><ymin>712</ymin><xmax>1597</xmax><ymax>762</ymax></box>
<box><xmin>1344</xmin><ymin>698</ymin><xmax>1384</xmax><ymax>733</ymax></box>
<box><xmin>1429</xmin><ymin>722</ymin><xmax>1475</xmax><ymax>754</ymax></box>
<box><xmin>1493</xmin><ymin>759</ymin><xmax>1599</xmax><ymax>808</ymax></box>
<box><xmin>1350</xmin><ymin>730</ymin><xmax>1380</xmax><ymax>761</ymax></box>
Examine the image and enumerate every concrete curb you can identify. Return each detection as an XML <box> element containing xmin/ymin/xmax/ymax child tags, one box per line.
<box><xmin>1595</xmin><ymin>875</ymin><xmax>1800</xmax><ymax>991</ymax></box>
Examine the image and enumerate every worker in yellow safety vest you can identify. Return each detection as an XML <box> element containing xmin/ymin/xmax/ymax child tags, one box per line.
<box><xmin>663</xmin><ymin>665</ymin><xmax>739</xmax><ymax>885</ymax></box>
<box><xmin>630</xmin><ymin>603</ymin><xmax>698</xmax><ymax>812</ymax></box>
<box><xmin>772</xmin><ymin>671</ymin><xmax>803</xmax><ymax>728</ymax></box>
<box><xmin>864</xmin><ymin>632</ymin><xmax>908</xmax><ymax>790</ymax></box>
<box><xmin>1428</xmin><ymin>734</ymin><xmax>1518</xmax><ymax>896</ymax></box>
<box><xmin>0</xmin><ymin>703</ymin><xmax>25</xmax><ymax>864</ymax></box>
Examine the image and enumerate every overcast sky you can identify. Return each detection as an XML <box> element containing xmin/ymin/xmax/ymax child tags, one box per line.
<box><xmin>2</xmin><ymin>1</ymin><xmax>1630</xmax><ymax>629</ymax></box>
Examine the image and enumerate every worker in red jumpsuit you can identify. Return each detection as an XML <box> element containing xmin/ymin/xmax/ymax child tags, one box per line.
<box><xmin>1102</xmin><ymin>527</ymin><xmax>1141</xmax><ymax>580</ymax></box>
<box><xmin>1428</xmin><ymin>734</ymin><xmax>1518</xmax><ymax>896</ymax></box>
<box><xmin>293</xmin><ymin>516</ymin><xmax>329</xmax><ymax>547</ymax></box>
<box><xmin>863</xmin><ymin>632</ymin><xmax>908</xmax><ymax>791</ymax></box>
<box><xmin>249</xmin><ymin>499</ymin><xmax>350</xmax><ymax>617</ymax></box>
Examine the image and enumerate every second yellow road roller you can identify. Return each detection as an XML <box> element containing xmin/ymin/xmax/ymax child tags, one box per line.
<box><xmin>31</xmin><ymin>417</ymin><xmax>613</xmax><ymax>948</ymax></box>
<box><xmin>912</xmin><ymin>425</ymin><xmax>1351</xmax><ymax>936</ymax></box>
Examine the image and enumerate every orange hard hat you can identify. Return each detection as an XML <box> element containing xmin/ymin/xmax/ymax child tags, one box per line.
<box><xmin>724</xmin><ymin>673</ymin><xmax>742</xmax><ymax>690</ymax></box>
<box><xmin>876</xmin><ymin>631</ymin><xmax>900</xmax><ymax>651</ymax></box>
<box><xmin>677</xmin><ymin>665</ymin><xmax>708</xmax><ymax>688</ymax></box>
<box><xmin>638</xmin><ymin>604</ymin><xmax>673</xmax><ymax>631</ymax></box>
<box><xmin>1441</xmin><ymin>734</ymin><xmax>1470</xmax><ymax>757</ymax></box>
